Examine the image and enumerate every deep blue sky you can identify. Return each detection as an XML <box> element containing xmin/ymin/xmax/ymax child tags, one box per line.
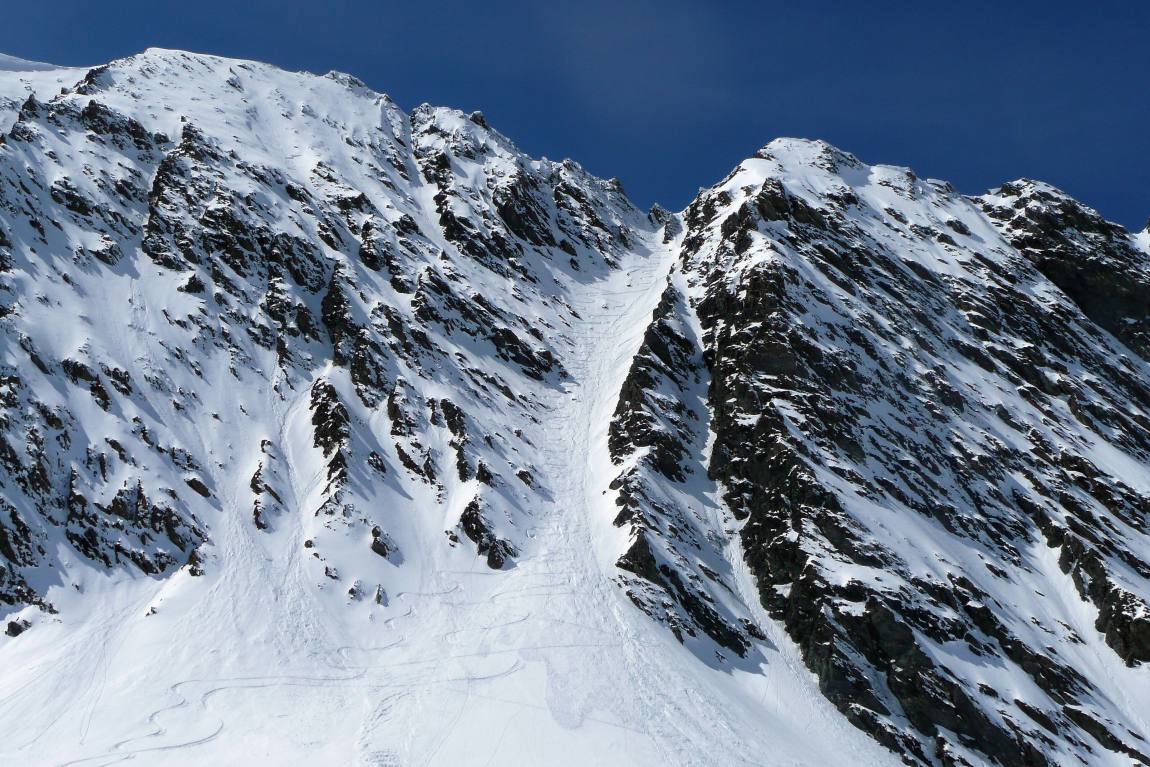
<box><xmin>3</xmin><ymin>1</ymin><xmax>1147</xmax><ymax>229</ymax></box>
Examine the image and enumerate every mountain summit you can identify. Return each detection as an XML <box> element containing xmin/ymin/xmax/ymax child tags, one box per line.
<box><xmin>1</xmin><ymin>49</ymin><xmax>1148</xmax><ymax>767</ymax></box>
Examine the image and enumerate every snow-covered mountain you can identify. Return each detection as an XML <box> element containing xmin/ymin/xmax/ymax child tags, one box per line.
<box><xmin>0</xmin><ymin>49</ymin><xmax>1146</xmax><ymax>767</ymax></box>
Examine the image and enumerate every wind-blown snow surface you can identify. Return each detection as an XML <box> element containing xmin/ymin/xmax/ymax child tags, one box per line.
<box><xmin>0</xmin><ymin>49</ymin><xmax>1147</xmax><ymax>767</ymax></box>
<box><xmin>0</xmin><ymin>54</ymin><xmax>87</xmax><ymax>131</ymax></box>
<box><xmin>0</xmin><ymin>53</ymin><xmax>68</xmax><ymax>72</ymax></box>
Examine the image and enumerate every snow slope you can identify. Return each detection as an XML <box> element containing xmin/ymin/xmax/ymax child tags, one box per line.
<box><xmin>0</xmin><ymin>49</ymin><xmax>898</xmax><ymax>767</ymax></box>
<box><xmin>0</xmin><ymin>49</ymin><xmax>1148</xmax><ymax>767</ymax></box>
<box><xmin>0</xmin><ymin>53</ymin><xmax>63</xmax><ymax>71</ymax></box>
<box><xmin>0</xmin><ymin>53</ymin><xmax>86</xmax><ymax>131</ymax></box>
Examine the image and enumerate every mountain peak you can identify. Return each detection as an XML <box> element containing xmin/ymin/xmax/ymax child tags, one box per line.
<box><xmin>755</xmin><ymin>135</ymin><xmax>862</xmax><ymax>165</ymax></box>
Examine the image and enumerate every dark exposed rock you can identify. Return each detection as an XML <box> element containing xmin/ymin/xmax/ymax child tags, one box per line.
<box><xmin>1062</xmin><ymin>706</ymin><xmax>1150</xmax><ymax>765</ymax></box>
<box><xmin>607</xmin><ymin>280</ymin><xmax>752</xmax><ymax>656</ymax></box>
<box><xmin>459</xmin><ymin>497</ymin><xmax>518</xmax><ymax>570</ymax></box>
<box><xmin>980</xmin><ymin>180</ymin><xmax>1150</xmax><ymax>361</ymax></box>
<box><xmin>676</xmin><ymin>145</ymin><xmax>1150</xmax><ymax>765</ymax></box>
<box><xmin>369</xmin><ymin>526</ymin><xmax>398</xmax><ymax>562</ymax></box>
<box><xmin>310</xmin><ymin>380</ymin><xmax>350</xmax><ymax>459</ymax></box>
<box><xmin>320</xmin><ymin>268</ymin><xmax>359</xmax><ymax>365</ymax></box>
<box><xmin>184</xmin><ymin>476</ymin><xmax>211</xmax><ymax>498</ymax></box>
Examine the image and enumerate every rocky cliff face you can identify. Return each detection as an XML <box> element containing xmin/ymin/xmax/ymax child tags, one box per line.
<box><xmin>612</xmin><ymin>140</ymin><xmax>1150</xmax><ymax>765</ymax></box>
<box><xmin>1</xmin><ymin>49</ymin><xmax>1147</xmax><ymax>767</ymax></box>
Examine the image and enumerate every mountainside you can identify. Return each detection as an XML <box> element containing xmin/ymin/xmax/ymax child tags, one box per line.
<box><xmin>0</xmin><ymin>49</ymin><xmax>1147</xmax><ymax>767</ymax></box>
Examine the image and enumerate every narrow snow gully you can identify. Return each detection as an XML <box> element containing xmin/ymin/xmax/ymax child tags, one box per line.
<box><xmin>353</xmin><ymin>224</ymin><xmax>687</xmax><ymax>766</ymax></box>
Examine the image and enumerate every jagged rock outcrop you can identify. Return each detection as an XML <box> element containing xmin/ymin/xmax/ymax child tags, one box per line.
<box><xmin>979</xmin><ymin>180</ymin><xmax>1150</xmax><ymax>361</ymax></box>
<box><xmin>639</xmin><ymin>138</ymin><xmax>1150</xmax><ymax>766</ymax></box>
<box><xmin>608</xmin><ymin>278</ymin><xmax>759</xmax><ymax>657</ymax></box>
